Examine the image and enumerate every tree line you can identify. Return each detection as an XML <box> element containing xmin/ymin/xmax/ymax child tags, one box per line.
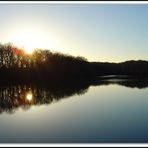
<box><xmin>0</xmin><ymin>42</ymin><xmax>148</xmax><ymax>82</ymax></box>
<box><xmin>0</xmin><ymin>43</ymin><xmax>88</xmax><ymax>68</ymax></box>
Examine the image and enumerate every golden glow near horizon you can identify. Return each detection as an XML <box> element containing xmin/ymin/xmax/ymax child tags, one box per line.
<box><xmin>9</xmin><ymin>26</ymin><xmax>58</xmax><ymax>54</ymax></box>
<box><xmin>26</xmin><ymin>92</ymin><xmax>33</xmax><ymax>102</ymax></box>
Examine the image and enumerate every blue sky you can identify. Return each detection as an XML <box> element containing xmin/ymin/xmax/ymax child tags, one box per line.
<box><xmin>0</xmin><ymin>3</ymin><xmax>148</xmax><ymax>62</ymax></box>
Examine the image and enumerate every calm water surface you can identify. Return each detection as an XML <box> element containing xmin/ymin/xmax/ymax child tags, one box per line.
<box><xmin>0</xmin><ymin>79</ymin><xmax>148</xmax><ymax>143</ymax></box>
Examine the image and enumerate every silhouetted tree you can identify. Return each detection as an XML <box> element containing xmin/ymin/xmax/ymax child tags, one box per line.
<box><xmin>0</xmin><ymin>42</ymin><xmax>148</xmax><ymax>83</ymax></box>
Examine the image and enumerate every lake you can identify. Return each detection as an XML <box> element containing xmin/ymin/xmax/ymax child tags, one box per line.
<box><xmin>0</xmin><ymin>78</ymin><xmax>148</xmax><ymax>143</ymax></box>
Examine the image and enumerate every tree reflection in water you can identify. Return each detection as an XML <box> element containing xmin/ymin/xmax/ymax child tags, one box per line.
<box><xmin>0</xmin><ymin>78</ymin><xmax>148</xmax><ymax>114</ymax></box>
<box><xmin>0</xmin><ymin>80</ymin><xmax>89</xmax><ymax>114</ymax></box>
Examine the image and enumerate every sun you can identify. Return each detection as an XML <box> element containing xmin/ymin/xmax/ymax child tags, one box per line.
<box><xmin>10</xmin><ymin>30</ymin><xmax>39</xmax><ymax>54</ymax></box>
<box><xmin>13</xmin><ymin>36</ymin><xmax>35</xmax><ymax>54</ymax></box>
<box><xmin>9</xmin><ymin>27</ymin><xmax>57</xmax><ymax>55</ymax></box>
<box><xmin>20</xmin><ymin>35</ymin><xmax>35</xmax><ymax>54</ymax></box>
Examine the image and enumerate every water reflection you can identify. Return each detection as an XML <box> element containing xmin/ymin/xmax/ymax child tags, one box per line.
<box><xmin>0</xmin><ymin>78</ymin><xmax>148</xmax><ymax>114</ymax></box>
<box><xmin>98</xmin><ymin>78</ymin><xmax>148</xmax><ymax>89</ymax></box>
<box><xmin>0</xmin><ymin>80</ymin><xmax>89</xmax><ymax>114</ymax></box>
<box><xmin>26</xmin><ymin>92</ymin><xmax>33</xmax><ymax>102</ymax></box>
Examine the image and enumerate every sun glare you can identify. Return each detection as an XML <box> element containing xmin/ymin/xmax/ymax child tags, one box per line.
<box><xmin>9</xmin><ymin>27</ymin><xmax>57</xmax><ymax>54</ymax></box>
<box><xmin>26</xmin><ymin>92</ymin><xmax>33</xmax><ymax>102</ymax></box>
<box><xmin>10</xmin><ymin>30</ymin><xmax>38</xmax><ymax>54</ymax></box>
<box><xmin>14</xmin><ymin>35</ymin><xmax>35</xmax><ymax>54</ymax></box>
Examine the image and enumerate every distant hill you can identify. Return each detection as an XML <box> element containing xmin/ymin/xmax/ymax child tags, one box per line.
<box><xmin>90</xmin><ymin>60</ymin><xmax>148</xmax><ymax>77</ymax></box>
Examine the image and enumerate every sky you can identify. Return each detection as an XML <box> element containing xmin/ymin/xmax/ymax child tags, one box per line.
<box><xmin>0</xmin><ymin>2</ymin><xmax>148</xmax><ymax>62</ymax></box>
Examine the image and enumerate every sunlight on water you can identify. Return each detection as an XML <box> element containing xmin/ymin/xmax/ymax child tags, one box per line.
<box><xmin>26</xmin><ymin>92</ymin><xmax>33</xmax><ymax>102</ymax></box>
